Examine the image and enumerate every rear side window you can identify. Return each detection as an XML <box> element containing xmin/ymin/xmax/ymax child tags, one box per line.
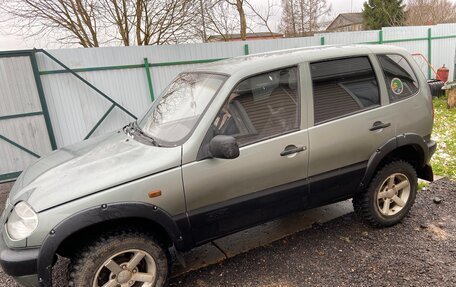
<box><xmin>311</xmin><ymin>57</ymin><xmax>380</xmax><ymax>124</ymax></box>
<box><xmin>378</xmin><ymin>54</ymin><xmax>419</xmax><ymax>102</ymax></box>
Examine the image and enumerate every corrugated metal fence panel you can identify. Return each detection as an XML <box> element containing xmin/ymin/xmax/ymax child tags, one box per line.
<box><xmin>36</xmin><ymin>41</ymin><xmax>247</xmax><ymax>71</ymax></box>
<box><xmin>382</xmin><ymin>25</ymin><xmax>431</xmax><ymax>41</ymax></box>
<box><xmin>247</xmin><ymin>36</ymin><xmax>320</xmax><ymax>54</ymax></box>
<box><xmin>0</xmin><ymin>56</ymin><xmax>52</xmax><ymax>175</ymax></box>
<box><xmin>382</xmin><ymin>26</ymin><xmax>431</xmax><ymax>77</ymax></box>
<box><xmin>0</xmin><ymin>57</ymin><xmax>42</xmax><ymax>115</ymax></box>
<box><xmin>40</xmin><ymin>68</ymin><xmax>148</xmax><ymax>147</ymax></box>
<box><xmin>316</xmin><ymin>30</ymin><xmax>379</xmax><ymax>45</ymax></box>
<box><xmin>432</xmin><ymin>23</ymin><xmax>456</xmax><ymax>80</ymax></box>
<box><xmin>388</xmin><ymin>41</ymin><xmax>429</xmax><ymax>78</ymax></box>
<box><xmin>0</xmin><ymin>117</ymin><xmax>49</xmax><ymax>174</ymax></box>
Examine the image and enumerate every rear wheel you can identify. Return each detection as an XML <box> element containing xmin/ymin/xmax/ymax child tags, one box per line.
<box><xmin>68</xmin><ymin>231</ymin><xmax>169</xmax><ymax>287</ymax></box>
<box><xmin>353</xmin><ymin>161</ymin><xmax>417</xmax><ymax>227</ymax></box>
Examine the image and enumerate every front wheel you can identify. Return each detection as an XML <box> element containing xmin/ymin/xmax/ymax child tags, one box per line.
<box><xmin>68</xmin><ymin>231</ymin><xmax>169</xmax><ymax>287</ymax></box>
<box><xmin>353</xmin><ymin>160</ymin><xmax>418</xmax><ymax>227</ymax></box>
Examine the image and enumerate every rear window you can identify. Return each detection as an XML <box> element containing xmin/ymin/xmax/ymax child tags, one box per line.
<box><xmin>378</xmin><ymin>54</ymin><xmax>419</xmax><ymax>102</ymax></box>
<box><xmin>311</xmin><ymin>57</ymin><xmax>380</xmax><ymax>124</ymax></box>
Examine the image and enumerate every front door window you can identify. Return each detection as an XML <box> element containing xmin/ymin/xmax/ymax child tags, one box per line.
<box><xmin>212</xmin><ymin>67</ymin><xmax>299</xmax><ymax>146</ymax></box>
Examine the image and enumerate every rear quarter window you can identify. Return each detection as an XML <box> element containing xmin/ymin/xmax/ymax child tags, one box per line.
<box><xmin>377</xmin><ymin>54</ymin><xmax>420</xmax><ymax>102</ymax></box>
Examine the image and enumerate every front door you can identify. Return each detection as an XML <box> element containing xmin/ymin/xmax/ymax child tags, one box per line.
<box><xmin>182</xmin><ymin>66</ymin><xmax>309</xmax><ymax>244</ymax></box>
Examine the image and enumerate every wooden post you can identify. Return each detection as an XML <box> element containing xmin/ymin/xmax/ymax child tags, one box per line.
<box><xmin>448</xmin><ymin>88</ymin><xmax>456</xmax><ymax>109</ymax></box>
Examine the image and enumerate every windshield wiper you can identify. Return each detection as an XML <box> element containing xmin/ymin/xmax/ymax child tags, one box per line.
<box><xmin>123</xmin><ymin>122</ymin><xmax>134</xmax><ymax>137</ymax></box>
<box><xmin>130</xmin><ymin>121</ymin><xmax>160</xmax><ymax>146</ymax></box>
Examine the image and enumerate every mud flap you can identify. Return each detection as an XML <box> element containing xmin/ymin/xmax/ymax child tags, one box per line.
<box><xmin>418</xmin><ymin>164</ymin><xmax>434</xmax><ymax>182</ymax></box>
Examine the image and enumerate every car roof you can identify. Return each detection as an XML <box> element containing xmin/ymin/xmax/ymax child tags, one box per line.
<box><xmin>189</xmin><ymin>44</ymin><xmax>409</xmax><ymax>77</ymax></box>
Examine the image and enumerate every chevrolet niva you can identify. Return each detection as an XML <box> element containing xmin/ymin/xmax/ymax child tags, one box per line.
<box><xmin>0</xmin><ymin>45</ymin><xmax>436</xmax><ymax>287</ymax></box>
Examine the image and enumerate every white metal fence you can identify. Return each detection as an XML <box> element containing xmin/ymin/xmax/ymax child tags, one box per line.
<box><xmin>1</xmin><ymin>23</ymin><xmax>456</xmax><ymax>180</ymax></box>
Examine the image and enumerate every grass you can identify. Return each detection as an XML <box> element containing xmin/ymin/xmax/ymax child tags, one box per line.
<box><xmin>431</xmin><ymin>96</ymin><xmax>456</xmax><ymax>180</ymax></box>
<box><xmin>417</xmin><ymin>180</ymin><xmax>429</xmax><ymax>191</ymax></box>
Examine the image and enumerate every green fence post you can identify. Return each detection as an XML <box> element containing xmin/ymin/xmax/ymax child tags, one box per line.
<box><xmin>320</xmin><ymin>36</ymin><xmax>325</xmax><ymax>45</ymax></box>
<box><xmin>244</xmin><ymin>44</ymin><xmax>250</xmax><ymax>55</ymax></box>
<box><xmin>144</xmin><ymin>58</ymin><xmax>155</xmax><ymax>102</ymax></box>
<box><xmin>29</xmin><ymin>51</ymin><xmax>58</xmax><ymax>150</ymax></box>
<box><xmin>379</xmin><ymin>30</ymin><xmax>383</xmax><ymax>44</ymax></box>
<box><xmin>427</xmin><ymin>28</ymin><xmax>432</xmax><ymax>79</ymax></box>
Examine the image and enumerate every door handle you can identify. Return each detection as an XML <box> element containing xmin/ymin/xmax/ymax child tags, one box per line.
<box><xmin>370</xmin><ymin>121</ymin><xmax>391</xmax><ymax>131</ymax></box>
<box><xmin>280</xmin><ymin>145</ymin><xmax>306</xmax><ymax>156</ymax></box>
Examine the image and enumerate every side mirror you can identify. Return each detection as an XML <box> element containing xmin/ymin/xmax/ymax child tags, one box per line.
<box><xmin>209</xmin><ymin>135</ymin><xmax>240</xmax><ymax>159</ymax></box>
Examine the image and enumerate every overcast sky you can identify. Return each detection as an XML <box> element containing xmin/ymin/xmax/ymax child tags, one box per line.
<box><xmin>0</xmin><ymin>0</ymin><xmax>446</xmax><ymax>51</ymax></box>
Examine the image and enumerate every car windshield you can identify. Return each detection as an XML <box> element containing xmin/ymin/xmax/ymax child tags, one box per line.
<box><xmin>138</xmin><ymin>73</ymin><xmax>226</xmax><ymax>145</ymax></box>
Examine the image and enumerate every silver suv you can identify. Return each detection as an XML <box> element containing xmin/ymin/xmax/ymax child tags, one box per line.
<box><xmin>0</xmin><ymin>45</ymin><xmax>436</xmax><ymax>287</ymax></box>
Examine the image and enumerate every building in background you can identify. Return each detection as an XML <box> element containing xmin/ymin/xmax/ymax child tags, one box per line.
<box><xmin>326</xmin><ymin>13</ymin><xmax>364</xmax><ymax>32</ymax></box>
<box><xmin>207</xmin><ymin>32</ymin><xmax>283</xmax><ymax>42</ymax></box>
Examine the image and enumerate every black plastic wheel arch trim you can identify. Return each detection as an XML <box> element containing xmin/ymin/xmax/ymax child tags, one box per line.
<box><xmin>358</xmin><ymin>133</ymin><xmax>434</xmax><ymax>192</ymax></box>
<box><xmin>36</xmin><ymin>202</ymin><xmax>190</xmax><ymax>287</ymax></box>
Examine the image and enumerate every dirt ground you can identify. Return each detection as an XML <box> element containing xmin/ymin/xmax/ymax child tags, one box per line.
<box><xmin>0</xmin><ymin>179</ymin><xmax>455</xmax><ymax>287</ymax></box>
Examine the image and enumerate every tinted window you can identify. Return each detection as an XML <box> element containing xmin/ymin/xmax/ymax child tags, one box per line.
<box><xmin>311</xmin><ymin>57</ymin><xmax>380</xmax><ymax>124</ymax></box>
<box><xmin>212</xmin><ymin>67</ymin><xmax>299</xmax><ymax>146</ymax></box>
<box><xmin>378</xmin><ymin>54</ymin><xmax>419</xmax><ymax>102</ymax></box>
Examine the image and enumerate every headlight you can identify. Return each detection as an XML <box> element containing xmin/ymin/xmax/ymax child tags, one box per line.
<box><xmin>6</xmin><ymin>201</ymin><xmax>38</xmax><ymax>241</ymax></box>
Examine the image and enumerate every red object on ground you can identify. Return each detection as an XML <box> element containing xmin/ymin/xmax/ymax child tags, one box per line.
<box><xmin>436</xmin><ymin>65</ymin><xmax>449</xmax><ymax>82</ymax></box>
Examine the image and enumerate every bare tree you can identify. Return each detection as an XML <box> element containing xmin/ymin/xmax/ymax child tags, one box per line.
<box><xmin>132</xmin><ymin>0</ymin><xmax>196</xmax><ymax>45</ymax></box>
<box><xmin>225</xmin><ymin>0</ymin><xmax>247</xmax><ymax>40</ymax></box>
<box><xmin>245</xmin><ymin>0</ymin><xmax>280</xmax><ymax>37</ymax></box>
<box><xmin>198</xmin><ymin>0</ymin><xmax>240</xmax><ymax>42</ymax></box>
<box><xmin>0</xmin><ymin>0</ymin><xmax>196</xmax><ymax>47</ymax></box>
<box><xmin>100</xmin><ymin>0</ymin><xmax>132</xmax><ymax>46</ymax></box>
<box><xmin>195</xmin><ymin>0</ymin><xmax>279</xmax><ymax>42</ymax></box>
<box><xmin>406</xmin><ymin>0</ymin><xmax>456</xmax><ymax>26</ymax></box>
<box><xmin>198</xmin><ymin>0</ymin><xmax>208</xmax><ymax>42</ymax></box>
<box><xmin>0</xmin><ymin>0</ymin><xmax>102</xmax><ymax>47</ymax></box>
<box><xmin>224</xmin><ymin>0</ymin><xmax>279</xmax><ymax>40</ymax></box>
<box><xmin>280</xmin><ymin>0</ymin><xmax>331</xmax><ymax>37</ymax></box>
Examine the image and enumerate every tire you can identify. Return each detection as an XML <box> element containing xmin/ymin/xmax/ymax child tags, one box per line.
<box><xmin>68</xmin><ymin>231</ymin><xmax>169</xmax><ymax>287</ymax></box>
<box><xmin>353</xmin><ymin>161</ymin><xmax>417</xmax><ymax>227</ymax></box>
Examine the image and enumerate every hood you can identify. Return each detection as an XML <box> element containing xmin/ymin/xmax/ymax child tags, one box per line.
<box><xmin>9</xmin><ymin>131</ymin><xmax>181</xmax><ymax>212</ymax></box>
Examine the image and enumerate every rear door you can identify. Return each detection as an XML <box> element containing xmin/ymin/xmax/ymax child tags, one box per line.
<box><xmin>182</xmin><ymin>66</ymin><xmax>309</xmax><ymax>244</ymax></box>
<box><xmin>306</xmin><ymin>55</ymin><xmax>394</xmax><ymax>206</ymax></box>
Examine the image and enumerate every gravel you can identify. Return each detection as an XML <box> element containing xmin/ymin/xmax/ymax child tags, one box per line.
<box><xmin>0</xmin><ymin>179</ymin><xmax>455</xmax><ymax>287</ymax></box>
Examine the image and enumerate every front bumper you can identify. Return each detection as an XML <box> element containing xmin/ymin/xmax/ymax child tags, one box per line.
<box><xmin>0</xmin><ymin>233</ymin><xmax>40</xmax><ymax>286</ymax></box>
